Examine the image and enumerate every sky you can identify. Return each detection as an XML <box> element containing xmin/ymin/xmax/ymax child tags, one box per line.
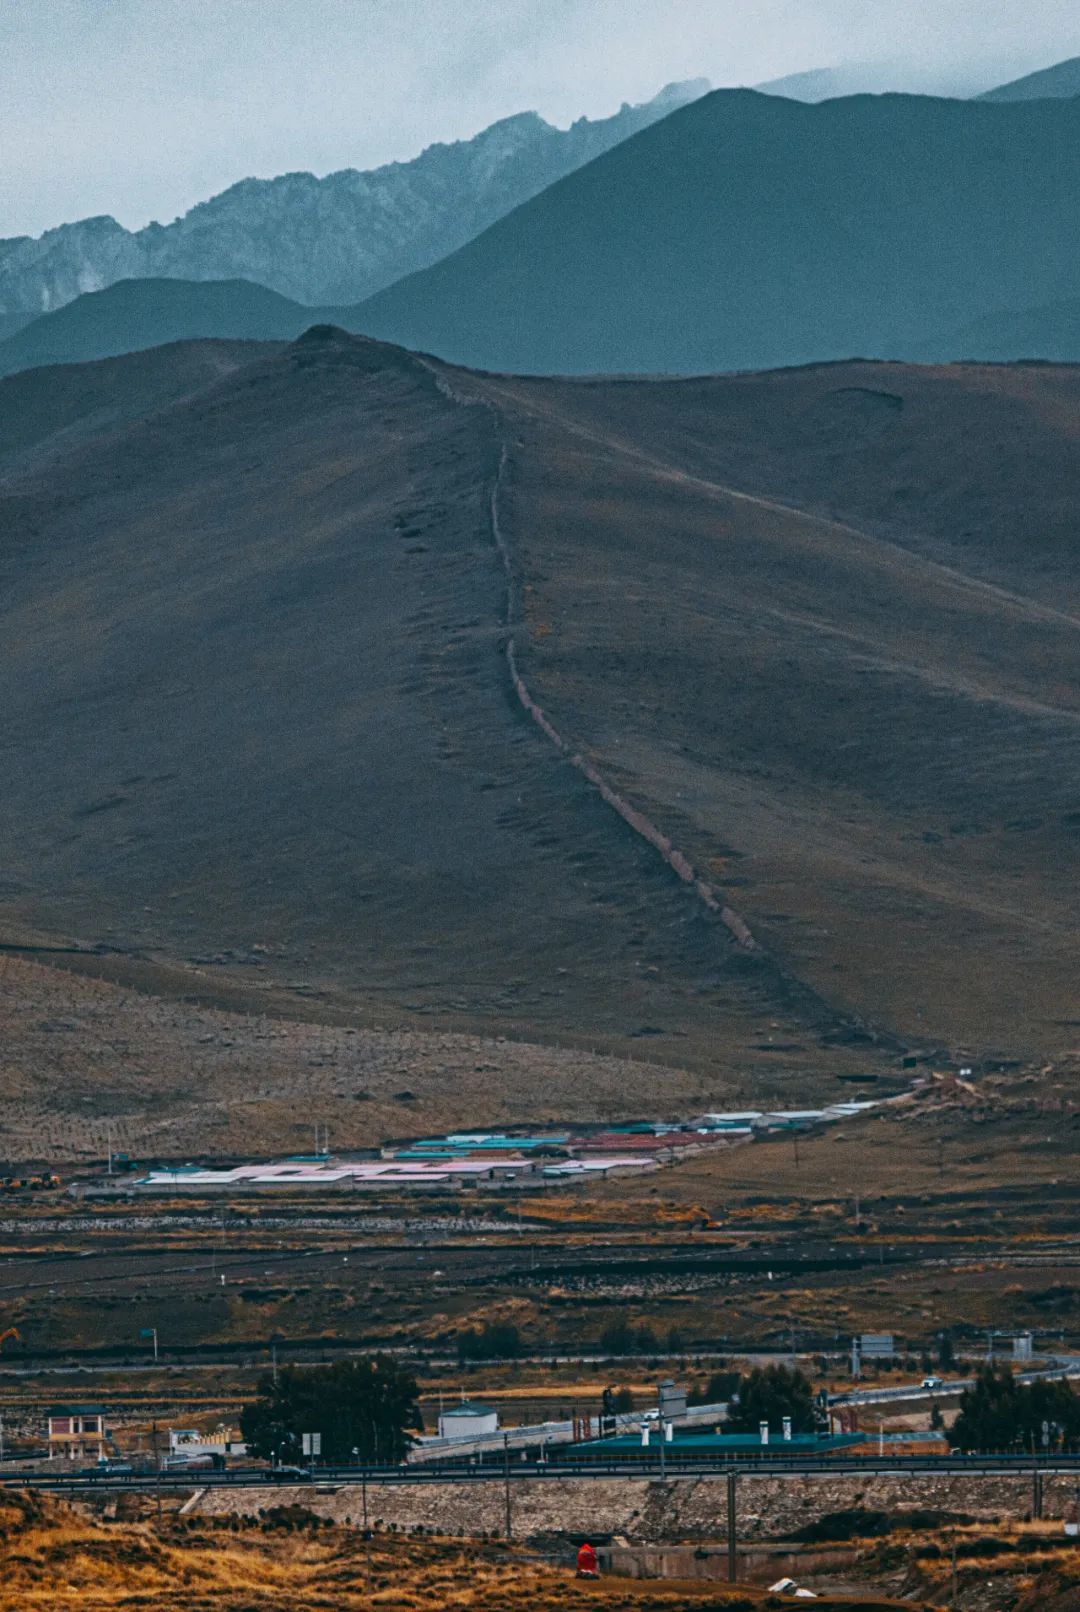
<box><xmin>3</xmin><ymin>0</ymin><xmax>1079</xmax><ymax>238</ymax></box>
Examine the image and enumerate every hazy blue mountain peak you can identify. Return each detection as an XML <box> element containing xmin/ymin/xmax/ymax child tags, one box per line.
<box><xmin>0</xmin><ymin>80</ymin><xmax>707</xmax><ymax>320</ymax></box>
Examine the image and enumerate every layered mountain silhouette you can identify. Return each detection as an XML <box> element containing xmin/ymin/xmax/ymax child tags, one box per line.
<box><xmin>0</xmin><ymin>80</ymin><xmax>707</xmax><ymax>326</ymax></box>
<box><xmin>978</xmin><ymin>55</ymin><xmax>1080</xmax><ymax>101</ymax></box>
<box><xmin>2</xmin><ymin>330</ymin><xmax>1078</xmax><ymax>1066</ymax></box>
<box><xmin>0</xmin><ymin>278</ymin><xmax>321</xmax><ymax>376</ymax></box>
<box><xmin>14</xmin><ymin>90</ymin><xmax>1080</xmax><ymax>379</ymax></box>
<box><xmin>354</xmin><ymin>89</ymin><xmax>1080</xmax><ymax>374</ymax></box>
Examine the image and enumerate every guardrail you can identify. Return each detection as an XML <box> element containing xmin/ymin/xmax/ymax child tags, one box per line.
<box><xmin>8</xmin><ymin>1452</ymin><xmax>1080</xmax><ymax>1490</ymax></box>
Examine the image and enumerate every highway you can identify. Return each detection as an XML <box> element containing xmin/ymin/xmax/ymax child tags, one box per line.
<box><xmin>6</xmin><ymin>1453</ymin><xmax>1080</xmax><ymax>1491</ymax></box>
<box><xmin>831</xmin><ymin>1357</ymin><xmax>1080</xmax><ymax>1407</ymax></box>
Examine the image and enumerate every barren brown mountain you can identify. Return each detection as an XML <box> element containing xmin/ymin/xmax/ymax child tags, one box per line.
<box><xmin>2</xmin><ymin>333</ymin><xmax>1078</xmax><ymax>1133</ymax></box>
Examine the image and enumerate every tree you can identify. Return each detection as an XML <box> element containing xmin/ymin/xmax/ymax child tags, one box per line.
<box><xmin>938</xmin><ymin>1333</ymin><xmax>956</xmax><ymax>1372</ymax></box>
<box><xmin>599</xmin><ymin>1321</ymin><xmax>658</xmax><ymax>1355</ymax></box>
<box><xmin>688</xmin><ymin>1369</ymin><xmax>740</xmax><ymax>1407</ymax></box>
<box><xmin>457</xmin><ymin>1322</ymin><xmax>520</xmax><ymax>1362</ymax></box>
<box><xmin>948</xmin><ymin>1367</ymin><xmax>1080</xmax><ymax>1453</ymax></box>
<box><xmin>724</xmin><ymin>1365</ymin><xmax>819</xmax><ymax>1435</ymax></box>
<box><xmin>600</xmin><ymin>1384</ymin><xmax>635</xmax><ymax>1427</ymax></box>
<box><xmin>240</xmin><ymin>1357</ymin><xmax>422</xmax><ymax>1465</ymax></box>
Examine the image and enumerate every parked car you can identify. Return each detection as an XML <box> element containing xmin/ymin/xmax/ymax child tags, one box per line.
<box><xmin>921</xmin><ymin>1375</ymin><xmax>943</xmax><ymax>1390</ymax></box>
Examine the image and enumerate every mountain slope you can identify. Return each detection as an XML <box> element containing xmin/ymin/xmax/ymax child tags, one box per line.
<box><xmin>0</xmin><ymin>336</ymin><xmax>279</xmax><ymax>474</ymax></box>
<box><xmin>459</xmin><ymin>358</ymin><xmax>1080</xmax><ymax>1050</ymax></box>
<box><xmin>0</xmin><ymin>278</ymin><xmax>317</xmax><ymax>377</ymax></box>
<box><xmin>2</xmin><ymin>331</ymin><xmax>1078</xmax><ymax>1069</ymax></box>
<box><xmin>0</xmin><ymin>327</ymin><xmax>854</xmax><ymax>1088</ymax></box>
<box><xmin>355</xmin><ymin>89</ymin><xmax>1080</xmax><ymax>375</ymax></box>
<box><xmin>0</xmin><ymin>81</ymin><xmax>708</xmax><ymax>322</ymax></box>
<box><xmin>979</xmin><ymin>56</ymin><xmax>1080</xmax><ymax>101</ymax></box>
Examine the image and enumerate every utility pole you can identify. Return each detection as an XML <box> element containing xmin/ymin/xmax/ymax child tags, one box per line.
<box><xmin>361</xmin><ymin>1462</ymin><xmax>372</xmax><ymax>1590</ymax></box>
<box><xmin>151</xmin><ymin>1421</ymin><xmax>162</xmax><ymax>1518</ymax></box>
<box><xmin>503</xmin><ymin>1433</ymin><xmax>512</xmax><ymax>1540</ymax></box>
<box><xmin>726</xmin><ymin>1470</ymin><xmax>738</xmax><ymax>1582</ymax></box>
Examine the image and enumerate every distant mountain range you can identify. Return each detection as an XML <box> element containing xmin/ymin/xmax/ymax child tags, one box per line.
<box><xmin>754</xmin><ymin>62</ymin><xmax>995</xmax><ymax>101</ymax></box>
<box><xmin>0</xmin><ymin>80</ymin><xmax>707</xmax><ymax>328</ymax></box>
<box><xmin>10</xmin><ymin>56</ymin><xmax>1070</xmax><ymax>349</ymax></box>
<box><xmin>978</xmin><ymin>55</ymin><xmax>1080</xmax><ymax>101</ymax></box>
<box><xmin>8</xmin><ymin>72</ymin><xmax>1080</xmax><ymax>380</ymax></box>
<box><xmin>350</xmin><ymin>89</ymin><xmax>1080</xmax><ymax>374</ymax></box>
<box><xmin>8</xmin><ymin>88</ymin><xmax>1080</xmax><ymax>380</ymax></box>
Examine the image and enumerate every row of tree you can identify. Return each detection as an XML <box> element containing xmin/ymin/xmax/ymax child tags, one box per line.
<box><xmin>721</xmin><ymin>1364</ymin><xmax>1080</xmax><ymax>1450</ymax></box>
<box><xmin>456</xmin><ymin>1319</ymin><xmax>696</xmax><ymax>1361</ymax></box>
<box><xmin>238</xmin><ymin>1356</ymin><xmax>1080</xmax><ymax>1466</ymax></box>
<box><xmin>453</xmin><ymin>1324</ymin><xmax>970</xmax><ymax>1367</ymax></box>
<box><xmin>948</xmin><ymin>1368</ymin><xmax>1080</xmax><ymax>1452</ymax></box>
<box><xmin>240</xmin><ymin>1358</ymin><xmax>421</xmax><ymax>1465</ymax></box>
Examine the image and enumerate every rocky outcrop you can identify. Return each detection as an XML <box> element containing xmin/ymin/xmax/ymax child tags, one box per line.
<box><xmin>0</xmin><ymin>81</ymin><xmax>708</xmax><ymax>321</ymax></box>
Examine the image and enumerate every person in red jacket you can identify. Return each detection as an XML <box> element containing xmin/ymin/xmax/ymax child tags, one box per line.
<box><xmin>576</xmin><ymin>1541</ymin><xmax>599</xmax><ymax>1578</ymax></box>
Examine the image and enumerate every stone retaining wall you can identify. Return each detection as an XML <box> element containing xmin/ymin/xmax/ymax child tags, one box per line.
<box><xmin>196</xmin><ymin>1471</ymin><xmax>1073</xmax><ymax>1541</ymax></box>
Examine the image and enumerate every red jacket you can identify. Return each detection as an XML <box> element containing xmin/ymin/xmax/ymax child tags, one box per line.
<box><xmin>577</xmin><ymin>1543</ymin><xmax>598</xmax><ymax>1575</ymax></box>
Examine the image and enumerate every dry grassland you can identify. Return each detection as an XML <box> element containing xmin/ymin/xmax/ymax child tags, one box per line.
<box><xmin>0</xmin><ymin>954</ymin><xmax>732</xmax><ymax>1161</ymax></box>
<box><xmin>0</xmin><ymin>1492</ymin><xmax>943</xmax><ymax>1611</ymax></box>
<box><xmin>582</xmin><ymin>1069</ymin><xmax>1080</xmax><ymax>1218</ymax></box>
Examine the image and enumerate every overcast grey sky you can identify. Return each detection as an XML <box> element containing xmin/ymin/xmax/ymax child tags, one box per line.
<box><xmin>3</xmin><ymin>0</ymin><xmax>1078</xmax><ymax>238</ymax></box>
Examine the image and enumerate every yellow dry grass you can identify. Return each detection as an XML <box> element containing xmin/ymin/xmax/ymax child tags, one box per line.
<box><xmin>0</xmin><ymin>1492</ymin><xmax>942</xmax><ymax>1611</ymax></box>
